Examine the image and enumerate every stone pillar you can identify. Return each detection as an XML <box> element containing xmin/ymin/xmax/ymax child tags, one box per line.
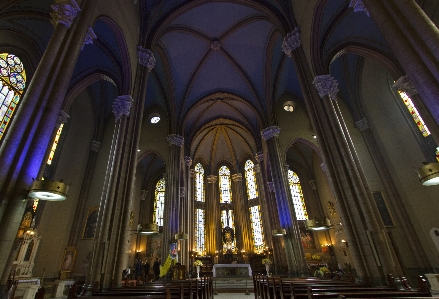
<box><xmin>361</xmin><ymin>0</ymin><xmax>439</xmax><ymax>125</ymax></box>
<box><xmin>261</xmin><ymin>126</ymin><xmax>307</xmax><ymax>277</ymax></box>
<box><xmin>180</xmin><ymin>157</ymin><xmax>192</xmax><ymax>272</ymax></box>
<box><xmin>313</xmin><ymin>74</ymin><xmax>401</xmax><ymax>282</ymax></box>
<box><xmin>161</xmin><ymin>134</ymin><xmax>184</xmax><ymax>262</ymax></box>
<box><xmin>231</xmin><ymin>173</ymin><xmax>252</xmax><ymax>254</ymax></box>
<box><xmin>205</xmin><ymin>175</ymin><xmax>218</xmax><ymax>256</ymax></box>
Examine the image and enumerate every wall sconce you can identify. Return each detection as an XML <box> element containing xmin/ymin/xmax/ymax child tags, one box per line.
<box><xmin>417</xmin><ymin>162</ymin><xmax>439</xmax><ymax>186</ymax></box>
<box><xmin>283</xmin><ymin>101</ymin><xmax>295</xmax><ymax>112</ymax></box>
<box><xmin>137</xmin><ymin>223</ymin><xmax>159</xmax><ymax>234</ymax></box>
<box><xmin>272</xmin><ymin>228</ymin><xmax>286</xmax><ymax>236</ymax></box>
<box><xmin>341</xmin><ymin>239</ymin><xmax>349</xmax><ymax>247</ymax></box>
<box><xmin>28</xmin><ymin>179</ymin><xmax>69</xmax><ymax>201</ymax></box>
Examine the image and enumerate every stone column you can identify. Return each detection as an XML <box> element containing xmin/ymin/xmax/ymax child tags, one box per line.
<box><xmin>231</xmin><ymin>173</ymin><xmax>252</xmax><ymax>254</ymax></box>
<box><xmin>360</xmin><ymin>0</ymin><xmax>439</xmax><ymax>125</ymax></box>
<box><xmin>254</xmin><ymin>159</ymin><xmax>273</xmax><ymax>252</ymax></box>
<box><xmin>161</xmin><ymin>134</ymin><xmax>184</xmax><ymax>262</ymax></box>
<box><xmin>180</xmin><ymin>157</ymin><xmax>192</xmax><ymax>271</ymax></box>
<box><xmin>261</xmin><ymin>126</ymin><xmax>307</xmax><ymax>277</ymax></box>
<box><xmin>88</xmin><ymin>95</ymin><xmax>133</xmax><ymax>289</ymax></box>
<box><xmin>205</xmin><ymin>175</ymin><xmax>218</xmax><ymax>256</ymax></box>
<box><xmin>313</xmin><ymin>74</ymin><xmax>401</xmax><ymax>282</ymax></box>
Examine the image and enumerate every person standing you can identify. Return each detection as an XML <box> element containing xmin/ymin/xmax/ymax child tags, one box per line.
<box><xmin>144</xmin><ymin>259</ymin><xmax>150</xmax><ymax>281</ymax></box>
<box><xmin>153</xmin><ymin>258</ymin><xmax>160</xmax><ymax>280</ymax></box>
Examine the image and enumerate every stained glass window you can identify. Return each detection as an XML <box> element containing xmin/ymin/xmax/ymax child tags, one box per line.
<box><xmin>249</xmin><ymin>205</ymin><xmax>265</xmax><ymax>253</ymax></box>
<box><xmin>47</xmin><ymin>124</ymin><xmax>64</xmax><ymax>165</ymax></box>
<box><xmin>244</xmin><ymin>160</ymin><xmax>258</xmax><ymax>199</ymax></box>
<box><xmin>436</xmin><ymin>147</ymin><xmax>439</xmax><ymax>162</ymax></box>
<box><xmin>398</xmin><ymin>91</ymin><xmax>430</xmax><ymax>137</ymax></box>
<box><xmin>219</xmin><ymin>166</ymin><xmax>232</xmax><ymax>203</ymax></box>
<box><xmin>154</xmin><ymin>178</ymin><xmax>165</xmax><ymax>226</ymax></box>
<box><xmin>288</xmin><ymin>170</ymin><xmax>308</xmax><ymax>220</ymax></box>
<box><xmin>195</xmin><ymin>208</ymin><xmax>205</xmax><ymax>253</ymax></box>
<box><xmin>0</xmin><ymin>53</ymin><xmax>26</xmax><ymax>141</ymax></box>
<box><xmin>221</xmin><ymin>209</ymin><xmax>237</xmax><ymax>253</ymax></box>
<box><xmin>194</xmin><ymin>163</ymin><xmax>205</xmax><ymax>202</ymax></box>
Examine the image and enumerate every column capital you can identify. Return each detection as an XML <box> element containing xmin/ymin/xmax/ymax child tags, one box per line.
<box><xmin>180</xmin><ymin>187</ymin><xmax>185</xmax><ymax>197</ymax></box>
<box><xmin>112</xmin><ymin>95</ymin><xmax>133</xmax><ymax>121</ymax></box>
<box><xmin>308</xmin><ymin>180</ymin><xmax>317</xmax><ymax>190</ymax></box>
<box><xmin>167</xmin><ymin>134</ymin><xmax>184</xmax><ymax>147</ymax></box>
<box><xmin>313</xmin><ymin>75</ymin><xmax>339</xmax><ymax>100</ymax></box>
<box><xmin>207</xmin><ymin>175</ymin><xmax>217</xmax><ymax>184</ymax></box>
<box><xmin>393</xmin><ymin>75</ymin><xmax>418</xmax><ymax>96</ymax></box>
<box><xmin>261</xmin><ymin>126</ymin><xmax>281</xmax><ymax>140</ymax></box>
<box><xmin>184</xmin><ymin>156</ymin><xmax>192</xmax><ymax>167</ymax></box>
<box><xmin>50</xmin><ymin>0</ymin><xmax>80</xmax><ymax>28</ymax></box>
<box><xmin>55</xmin><ymin>110</ymin><xmax>69</xmax><ymax>128</ymax></box>
<box><xmin>355</xmin><ymin>118</ymin><xmax>369</xmax><ymax>131</ymax></box>
<box><xmin>281</xmin><ymin>27</ymin><xmax>301</xmax><ymax>57</ymax></box>
<box><xmin>137</xmin><ymin>46</ymin><xmax>156</xmax><ymax>71</ymax></box>
<box><xmin>254</xmin><ymin>164</ymin><xmax>261</xmax><ymax>174</ymax></box>
<box><xmin>349</xmin><ymin>0</ymin><xmax>370</xmax><ymax>17</ymax></box>
<box><xmin>267</xmin><ymin>182</ymin><xmax>275</xmax><ymax>193</ymax></box>
<box><xmin>82</xmin><ymin>27</ymin><xmax>97</xmax><ymax>50</ymax></box>
<box><xmin>91</xmin><ymin>140</ymin><xmax>101</xmax><ymax>152</ymax></box>
<box><xmin>255</xmin><ymin>151</ymin><xmax>264</xmax><ymax>163</ymax></box>
<box><xmin>320</xmin><ymin>162</ymin><xmax>326</xmax><ymax>172</ymax></box>
<box><xmin>231</xmin><ymin>173</ymin><xmax>242</xmax><ymax>182</ymax></box>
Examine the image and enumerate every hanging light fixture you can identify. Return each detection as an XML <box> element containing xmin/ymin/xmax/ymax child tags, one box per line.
<box><xmin>417</xmin><ymin>162</ymin><xmax>439</xmax><ymax>186</ymax></box>
<box><xmin>272</xmin><ymin>228</ymin><xmax>286</xmax><ymax>236</ymax></box>
<box><xmin>137</xmin><ymin>223</ymin><xmax>159</xmax><ymax>234</ymax></box>
<box><xmin>305</xmin><ymin>217</ymin><xmax>332</xmax><ymax>231</ymax></box>
<box><xmin>28</xmin><ymin>180</ymin><xmax>69</xmax><ymax>201</ymax></box>
<box><xmin>283</xmin><ymin>101</ymin><xmax>295</xmax><ymax>112</ymax></box>
<box><xmin>175</xmin><ymin>232</ymin><xmax>188</xmax><ymax>240</ymax></box>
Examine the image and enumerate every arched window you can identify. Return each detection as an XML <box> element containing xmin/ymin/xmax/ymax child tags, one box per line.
<box><xmin>0</xmin><ymin>53</ymin><xmax>26</xmax><ymax>141</ymax></box>
<box><xmin>288</xmin><ymin>170</ymin><xmax>308</xmax><ymax>220</ymax></box>
<box><xmin>154</xmin><ymin>178</ymin><xmax>165</xmax><ymax>226</ymax></box>
<box><xmin>244</xmin><ymin>160</ymin><xmax>265</xmax><ymax>253</ymax></box>
<box><xmin>219</xmin><ymin>165</ymin><xmax>236</xmax><ymax>253</ymax></box>
<box><xmin>398</xmin><ymin>91</ymin><xmax>430</xmax><ymax>137</ymax></box>
<box><xmin>194</xmin><ymin>163</ymin><xmax>205</xmax><ymax>253</ymax></box>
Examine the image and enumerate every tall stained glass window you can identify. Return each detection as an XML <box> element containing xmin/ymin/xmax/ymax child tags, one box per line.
<box><xmin>219</xmin><ymin>165</ymin><xmax>236</xmax><ymax>253</ymax></box>
<box><xmin>288</xmin><ymin>170</ymin><xmax>308</xmax><ymax>220</ymax></box>
<box><xmin>398</xmin><ymin>91</ymin><xmax>430</xmax><ymax>137</ymax></box>
<box><xmin>195</xmin><ymin>163</ymin><xmax>205</xmax><ymax>202</ymax></box>
<box><xmin>154</xmin><ymin>178</ymin><xmax>165</xmax><ymax>226</ymax></box>
<box><xmin>244</xmin><ymin>160</ymin><xmax>265</xmax><ymax>253</ymax></box>
<box><xmin>194</xmin><ymin>163</ymin><xmax>205</xmax><ymax>253</ymax></box>
<box><xmin>47</xmin><ymin>124</ymin><xmax>64</xmax><ymax>165</ymax></box>
<box><xmin>0</xmin><ymin>53</ymin><xmax>26</xmax><ymax>141</ymax></box>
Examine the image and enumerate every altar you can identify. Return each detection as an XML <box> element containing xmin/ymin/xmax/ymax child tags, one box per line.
<box><xmin>212</xmin><ymin>264</ymin><xmax>252</xmax><ymax>278</ymax></box>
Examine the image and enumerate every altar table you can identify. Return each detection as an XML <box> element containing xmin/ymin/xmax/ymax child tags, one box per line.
<box><xmin>212</xmin><ymin>264</ymin><xmax>252</xmax><ymax>278</ymax></box>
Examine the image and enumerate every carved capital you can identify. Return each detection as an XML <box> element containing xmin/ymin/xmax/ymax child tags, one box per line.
<box><xmin>207</xmin><ymin>175</ymin><xmax>217</xmax><ymax>184</ymax></box>
<box><xmin>184</xmin><ymin>156</ymin><xmax>192</xmax><ymax>167</ymax></box>
<box><xmin>231</xmin><ymin>173</ymin><xmax>242</xmax><ymax>182</ymax></box>
<box><xmin>267</xmin><ymin>182</ymin><xmax>275</xmax><ymax>193</ymax></box>
<box><xmin>137</xmin><ymin>46</ymin><xmax>156</xmax><ymax>71</ymax></box>
<box><xmin>281</xmin><ymin>28</ymin><xmax>301</xmax><ymax>57</ymax></box>
<box><xmin>55</xmin><ymin>110</ymin><xmax>70</xmax><ymax>128</ymax></box>
<box><xmin>82</xmin><ymin>27</ymin><xmax>97</xmax><ymax>50</ymax></box>
<box><xmin>112</xmin><ymin>95</ymin><xmax>133</xmax><ymax>121</ymax></box>
<box><xmin>255</xmin><ymin>152</ymin><xmax>264</xmax><ymax>163</ymax></box>
<box><xmin>393</xmin><ymin>75</ymin><xmax>418</xmax><ymax>96</ymax></box>
<box><xmin>180</xmin><ymin>187</ymin><xmax>185</xmax><ymax>197</ymax></box>
<box><xmin>313</xmin><ymin>75</ymin><xmax>339</xmax><ymax>100</ymax></box>
<box><xmin>167</xmin><ymin>134</ymin><xmax>184</xmax><ymax>147</ymax></box>
<box><xmin>308</xmin><ymin>180</ymin><xmax>317</xmax><ymax>190</ymax></box>
<box><xmin>355</xmin><ymin>118</ymin><xmax>369</xmax><ymax>131</ymax></box>
<box><xmin>320</xmin><ymin>162</ymin><xmax>326</xmax><ymax>172</ymax></box>
<box><xmin>261</xmin><ymin>126</ymin><xmax>281</xmax><ymax>140</ymax></box>
<box><xmin>254</xmin><ymin>164</ymin><xmax>261</xmax><ymax>174</ymax></box>
<box><xmin>91</xmin><ymin>140</ymin><xmax>101</xmax><ymax>152</ymax></box>
<box><xmin>349</xmin><ymin>0</ymin><xmax>370</xmax><ymax>17</ymax></box>
<box><xmin>50</xmin><ymin>0</ymin><xmax>80</xmax><ymax>28</ymax></box>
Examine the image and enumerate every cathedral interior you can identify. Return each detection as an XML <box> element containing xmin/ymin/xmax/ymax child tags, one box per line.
<box><xmin>1</xmin><ymin>0</ymin><xmax>439</xmax><ymax>293</ymax></box>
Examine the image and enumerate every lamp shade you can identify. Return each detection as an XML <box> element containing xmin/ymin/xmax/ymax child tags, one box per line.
<box><xmin>417</xmin><ymin>162</ymin><xmax>439</xmax><ymax>186</ymax></box>
<box><xmin>28</xmin><ymin>180</ymin><xmax>69</xmax><ymax>201</ymax></box>
<box><xmin>305</xmin><ymin>217</ymin><xmax>331</xmax><ymax>231</ymax></box>
<box><xmin>137</xmin><ymin>223</ymin><xmax>159</xmax><ymax>234</ymax></box>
